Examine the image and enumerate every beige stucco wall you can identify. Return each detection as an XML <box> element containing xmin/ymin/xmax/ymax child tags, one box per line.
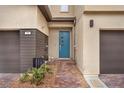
<box><xmin>84</xmin><ymin>5</ymin><xmax>124</xmax><ymax>12</ymax></box>
<box><xmin>0</xmin><ymin>5</ymin><xmax>49</xmax><ymax>36</ymax></box>
<box><xmin>49</xmin><ymin>28</ymin><xmax>73</xmax><ymax>59</ymax></box>
<box><xmin>36</xmin><ymin>7</ymin><xmax>49</xmax><ymax>36</ymax></box>
<box><xmin>75</xmin><ymin>16</ymin><xmax>84</xmax><ymax>73</ymax></box>
<box><xmin>0</xmin><ymin>5</ymin><xmax>37</xmax><ymax>30</ymax></box>
<box><xmin>49</xmin><ymin>5</ymin><xmax>74</xmax><ymax>18</ymax></box>
<box><xmin>49</xmin><ymin>28</ymin><xmax>59</xmax><ymax>59</ymax></box>
<box><xmin>74</xmin><ymin>6</ymin><xmax>84</xmax><ymax>73</ymax></box>
<box><xmin>48</xmin><ymin>22</ymin><xmax>73</xmax><ymax>28</ymax></box>
<box><xmin>74</xmin><ymin>5</ymin><xmax>84</xmax><ymax>20</ymax></box>
<box><xmin>74</xmin><ymin>5</ymin><xmax>124</xmax><ymax>75</ymax></box>
<box><xmin>83</xmin><ymin>13</ymin><xmax>124</xmax><ymax>75</ymax></box>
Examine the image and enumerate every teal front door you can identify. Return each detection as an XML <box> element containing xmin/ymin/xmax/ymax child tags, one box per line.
<box><xmin>59</xmin><ymin>31</ymin><xmax>70</xmax><ymax>58</ymax></box>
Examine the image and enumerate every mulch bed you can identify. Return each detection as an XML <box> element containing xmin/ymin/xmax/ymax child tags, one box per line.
<box><xmin>10</xmin><ymin>63</ymin><xmax>56</xmax><ymax>88</ymax></box>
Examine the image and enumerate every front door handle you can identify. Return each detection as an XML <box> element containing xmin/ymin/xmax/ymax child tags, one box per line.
<box><xmin>59</xmin><ymin>45</ymin><xmax>61</xmax><ymax>49</ymax></box>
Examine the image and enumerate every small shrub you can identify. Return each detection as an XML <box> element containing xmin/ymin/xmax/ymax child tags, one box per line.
<box><xmin>42</xmin><ymin>64</ymin><xmax>53</xmax><ymax>74</ymax></box>
<box><xmin>20</xmin><ymin>64</ymin><xmax>52</xmax><ymax>86</ymax></box>
<box><xmin>20</xmin><ymin>72</ymin><xmax>30</xmax><ymax>82</ymax></box>
<box><xmin>31</xmin><ymin>67</ymin><xmax>45</xmax><ymax>85</ymax></box>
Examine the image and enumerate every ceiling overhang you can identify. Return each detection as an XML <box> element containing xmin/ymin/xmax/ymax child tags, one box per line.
<box><xmin>38</xmin><ymin>5</ymin><xmax>75</xmax><ymax>22</ymax></box>
<box><xmin>38</xmin><ymin>5</ymin><xmax>52</xmax><ymax>22</ymax></box>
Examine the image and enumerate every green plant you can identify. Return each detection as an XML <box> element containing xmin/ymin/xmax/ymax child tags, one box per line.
<box><xmin>19</xmin><ymin>64</ymin><xmax>52</xmax><ymax>86</ymax></box>
<box><xmin>31</xmin><ymin>64</ymin><xmax>52</xmax><ymax>85</ymax></box>
<box><xmin>31</xmin><ymin>67</ymin><xmax>45</xmax><ymax>85</ymax></box>
<box><xmin>20</xmin><ymin>72</ymin><xmax>30</xmax><ymax>82</ymax></box>
<box><xmin>41</xmin><ymin>64</ymin><xmax>52</xmax><ymax>74</ymax></box>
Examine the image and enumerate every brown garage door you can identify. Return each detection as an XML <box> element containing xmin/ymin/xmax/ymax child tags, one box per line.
<box><xmin>100</xmin><ymin>30</ymin><xmax>124</xmax><ymax>74</ymax></box>
<box><xmin>0</xmin><ymin>31</ymin><xmax>20</xmax><ymax>73</ymax></box>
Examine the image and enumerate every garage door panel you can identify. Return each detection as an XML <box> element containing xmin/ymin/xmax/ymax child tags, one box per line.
<box><xmin>0</xmin><ymin>31</ymin><xmax>20</xmax><ymax>73</ymax></box>
<box><xmin>100</xmin><ymin>30</ymin><xmax>124</xmax><ymax>74</ymax></box>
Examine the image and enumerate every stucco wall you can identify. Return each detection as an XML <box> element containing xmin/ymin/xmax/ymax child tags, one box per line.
<box><xmin>74</xmin><ymin>16</ymin><xmax>84</xmax><ymax>73</ymax></box>
<box><xmin>74</xmin><ymin>6</ymin><xmax>84</xmax><ymax>73</ymax></box>
<box><xmin>74</xmin><ymin>5</ymin><xmax>124</xmax><ymax>75</ymax></box>
<box><xmin>0</xmin><ymin>5</ymin><xmax>37</xmax><ymax>30</ymax></box>
<box><xmin>36</xmin><ymin>7</ymin><xmax>49</xmax><ymax>36</ymax></box>
<box><xmin>74</xmin><ymin>5</ymin><xmax>84</xmax><ymax>20</ymax></box>
<box><xmin>83</xmin><ymin>13</ymin><xmax>124</xmax><ymax>75</ymax></box>
<box><xmin>49</xmin><ymin>28</ymin><xmax>59</xmax><ymax>59</ymax></box>
<box><xmin>84</xmin><ymin>5</ymin><xmax>124</xmax><ymax>12</ymax></box>
<box><xmin>49</xmin><ymin>28</ymin><xmax>73</xmax><ymax>59</ymax></box>
<box><xmin>0</xmin><ymin>5</ymin><xmax>49</xmax><ymax>36</ymax></box>
<box><xmin>48</xmin><ymin>22</ymin><xmax>73</xmax><ymax>28</ymax></box>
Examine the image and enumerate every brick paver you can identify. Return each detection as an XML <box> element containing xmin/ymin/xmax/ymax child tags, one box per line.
<box><xmin>53</xmin><ymin>60</ymin><xmax>89</xmax><ymax>88</ymax></box>
<box><xmin>99</xmin><ymin>74</ymin><xmax>124</xmax><ymax>88</ymax></box>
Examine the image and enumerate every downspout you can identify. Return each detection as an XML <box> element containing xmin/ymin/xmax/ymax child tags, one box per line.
<box><xmin>73</xmin><ymin>17</ymin><xmax>76</xmax><ymax>62</ymax></box>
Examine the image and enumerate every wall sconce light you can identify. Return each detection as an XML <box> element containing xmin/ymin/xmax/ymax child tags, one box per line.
<box><xmin>89</xmin><ymin>19</ymin><xmax>94</xmax><ymax>28</ymax></box>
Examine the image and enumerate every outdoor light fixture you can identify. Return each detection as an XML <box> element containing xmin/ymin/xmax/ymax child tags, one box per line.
<box><xmin>89</xmin><ymin>19</ymin><xmax>94</xmax><ymax>28</ymax></box>
<box><xmin>24</xmin><ymin>31</ymin><xmax>31</xmax><ymax>35</ymax></box>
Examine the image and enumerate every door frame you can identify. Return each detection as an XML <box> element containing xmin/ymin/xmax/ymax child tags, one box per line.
<box><xmin>59</xmin><ymin>31</ymin><xmax>71</xmax><ymax>59</ymax></box>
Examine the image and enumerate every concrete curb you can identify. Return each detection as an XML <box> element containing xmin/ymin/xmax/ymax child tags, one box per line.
<box><xmin>84</xmin><ymin>75</ymin><xmax>108</xmax><ymax>88</ymax></box>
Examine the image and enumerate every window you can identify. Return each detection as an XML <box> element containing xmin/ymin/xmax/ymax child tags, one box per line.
<box><xmin>60</xmin><ymin>5</ymin><xmax>69</xmax><ymax>12</ymax></box>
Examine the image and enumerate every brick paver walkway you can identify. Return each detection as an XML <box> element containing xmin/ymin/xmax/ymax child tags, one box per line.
<box><xmin>99</xmin><ymin>74</ymin><xmax>124</xmax><ymax>88</ymax></box>
<box><xmin>53</xmin><ymin>60</ymin><xmax>89</xmax><ymax>88</ymax></box>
